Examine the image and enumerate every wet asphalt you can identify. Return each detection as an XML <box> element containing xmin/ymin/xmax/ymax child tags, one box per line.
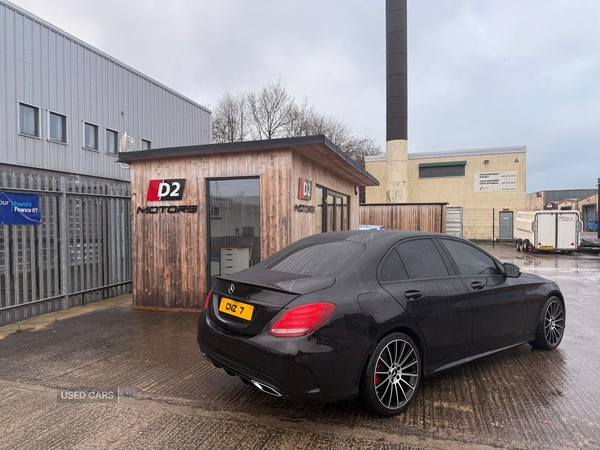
<box><xmin>0</xmin><ymin>244</ymin><xmax>598</xmax><ymax>449</ymax></box>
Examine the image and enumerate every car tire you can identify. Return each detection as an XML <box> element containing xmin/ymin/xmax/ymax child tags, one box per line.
<box><xmin>530</xmin><ymin>296</ymin><xmax>565</xmax><ymax>350</ymax></box>
<box><xmin>360</xmin><ymin>332</ymin><xmax>421</xmax><ymax>417</ymax></box>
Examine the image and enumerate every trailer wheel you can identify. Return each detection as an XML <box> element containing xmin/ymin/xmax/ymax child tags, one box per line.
<box><xmin>523</xmin><ymin>239</ymin><xmax>530</xmax><ymax>252</ymax></box>
<box><xmin>516</xmin><ymin>239</ymin><xmax>523</xmax><ymax>252</ymax></box>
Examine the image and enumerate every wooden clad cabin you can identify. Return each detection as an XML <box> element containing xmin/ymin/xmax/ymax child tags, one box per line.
<box><xmin>118</xmin><ymin>135</ymin><xmax>379</xmax><ymax>311</ymax></box>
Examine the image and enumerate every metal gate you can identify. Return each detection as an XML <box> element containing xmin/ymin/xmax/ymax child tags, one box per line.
<box><xmin>1</xmin><ymin>171</ymin><xmax>131</xmax><ymax>326</ymax></box>
<box><xmin>499</xmin><ymin>211</ymin><xmax>514</xmax><ymax>240</ymax></box>
<box><xmin>446</xmin><ymin>207</ymin><xmax>463</xmax><ymax>237</ymax></box>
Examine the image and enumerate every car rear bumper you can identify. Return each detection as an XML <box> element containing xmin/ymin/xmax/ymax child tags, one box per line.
<box><xmin>197</xmin><ymin>311</ymin><xmax>374</xmax><ymax>404</ymax></box>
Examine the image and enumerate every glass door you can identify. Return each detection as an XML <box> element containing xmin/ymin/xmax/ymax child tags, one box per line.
<box><xmin>208</xmin><ymin>178</ymin><xmax>260</xmax><ymax>286</ymax></box>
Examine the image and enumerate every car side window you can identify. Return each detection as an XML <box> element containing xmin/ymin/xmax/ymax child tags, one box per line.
<box><xmin>396</xmin><ymin>239</ymin><xmax>450</xmax><ymax>279</ymax></box>
<box><xmin>380</xmin><ymin>248</ymin><xmax>409</xmax><ymax>282</ymax></box>
<box><xmin>439</xmin><ymin>239</ymin><xmax>501</xmax><ymax>276</ymax></box>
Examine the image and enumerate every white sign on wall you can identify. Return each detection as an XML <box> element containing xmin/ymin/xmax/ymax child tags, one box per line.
<box><xmin>474</xmin><ymin>171</ymin><xmax>517</xmax><ymax>192</ymax></box>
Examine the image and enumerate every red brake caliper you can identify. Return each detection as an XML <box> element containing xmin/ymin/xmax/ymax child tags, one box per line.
<box><xmin>375</xmin><ymin>363</ymin><xmax>382</xmax><ymax>385</ymax></box>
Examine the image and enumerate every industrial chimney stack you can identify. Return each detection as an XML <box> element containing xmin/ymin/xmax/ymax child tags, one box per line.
<box><xmin>385</xmin><ymin>0</ymin><xmax>408</xmax><ymax>203</ymax></box>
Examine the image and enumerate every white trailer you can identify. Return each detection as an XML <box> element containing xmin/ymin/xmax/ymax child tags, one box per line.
<box><xmin>514</xmin><ymin>210</ymin><xmax>583</xmax><ymax>252</ymax></box>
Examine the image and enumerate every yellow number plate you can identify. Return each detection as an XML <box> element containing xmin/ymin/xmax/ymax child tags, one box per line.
<box><xmin>219</xmin><ymin>297</ymin><xmax>254</xmax><ymax>321</ymax></box>
<box><xmin>539</xmin><ymin>246</ymin><xmax>553</xmax><ymax>251</ymax></box>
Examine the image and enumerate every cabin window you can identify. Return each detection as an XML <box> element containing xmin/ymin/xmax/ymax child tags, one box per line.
<box><xmin>315</xmin><ymin>186</ymin><xmax>349</xmax><ymax>234</ymax></box>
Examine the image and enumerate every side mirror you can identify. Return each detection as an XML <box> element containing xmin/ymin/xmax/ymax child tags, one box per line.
<box><xmin>503</xmin><ymin>263</ymin><xmax>521</xmax><ymax>278</ymax></box>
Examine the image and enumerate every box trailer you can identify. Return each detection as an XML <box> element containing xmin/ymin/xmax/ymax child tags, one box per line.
<box><xmin>514</xmin><ymin>210</ymin><xmax>583</xmax><ymax>252</ymax></box>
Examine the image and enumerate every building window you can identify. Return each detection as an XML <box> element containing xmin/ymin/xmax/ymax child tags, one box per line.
<box><xmin>315</xmin><ymin>186</ymin><xmax>349</xmax><ymax>234</ymax></box>
<box><xmin>419</xmin><ymin>161</ymin><xmax>466</xmax><ymax>178</ymax></box>
<box><xmin>49</xmin><ymin>112</ymin><xmax>67</xmax><ymax>143</ymax></box>
<box><xmin>106</xmin><ymin>129</ymin><xmax>118</xmax><ymax>154</ymax></box>
<box><xmin>84</xmin><ymin>123</ymin><xmax>98</xmax><ymax>150</ymax></box>
<box><xmin>142</xmin><ymin>139</ymin><xmax>151</xmax><ymax>150</ymax></box>
<box><xmin>19</xmin><ymin>103</ymin><xmax>40</xmax><ymax>137</ymax></box>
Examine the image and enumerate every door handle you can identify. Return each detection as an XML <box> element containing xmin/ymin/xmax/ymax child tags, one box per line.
<box><xmin>404</xmin><ymin>290</ymin><xmax>423</xmax><ymax>300</ymax></box>
<box><xmin>471</xmin><ymin>281</ymin><xmax>485</xmax><ymax>290</ymax></box>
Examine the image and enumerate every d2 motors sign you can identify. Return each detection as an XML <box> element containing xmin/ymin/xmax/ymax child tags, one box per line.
<box><xmin>147</xmin><ymin>179</ymin><xmax>186</xmax><ymax>201</ymax></box>
<box><xmin>139</xmin><ymin>178</ymin><xmax>197</xmax><ymax>215</ymax></box>
<box><xmin>298</xmin><ymin>178</ymin><xmax>313</xmax><ymax>200</ymax></box>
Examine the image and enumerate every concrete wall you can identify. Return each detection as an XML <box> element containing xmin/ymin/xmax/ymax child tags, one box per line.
<box><xmin>408</xmin><ymin>151</ymin><xmax>526</xmax><ymax>240</ymax></box>
<box><xmin>365</xmin><ymin>155</ymin><xmax>387</xmax><ymax>203</ymax></box>
<box><xmin>364</xmin><ymin>147</ymin><xmax>527</xmax><ymax>239</ymax></box>
<box><xmin>526</xmin><ymin>192</ymin><xmax>545</xmax><ymax>210</ymax></box>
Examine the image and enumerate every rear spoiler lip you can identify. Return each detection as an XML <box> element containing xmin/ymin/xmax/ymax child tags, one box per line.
<box><xmin>215</xmin><ymin>275</ymin><xmax>300</xmax><ymax>295</ymax></box>
<box><xmin>215</xmin><ymin>272</ymin><xmax>336</xmax><ymax>295</ymax></box>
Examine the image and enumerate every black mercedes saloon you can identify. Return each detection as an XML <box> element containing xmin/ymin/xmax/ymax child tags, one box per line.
<box><xmin>197</xmin><ymin>231</ymin><xmax>565</xmax><ymax>416</ymax></box>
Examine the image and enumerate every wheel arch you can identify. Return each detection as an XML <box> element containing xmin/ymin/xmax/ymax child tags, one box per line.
<box><xmin>371</xmin><ymin>326</ymin><xmax>427</xmax><ymax>375</ymax></box>
<box><xmin>532</xmin><ymin>290</ymin><xmax>565</xmax><ymax>326</ymax></box>
<box><xmin>549</xmin><ymin>290</ymin><xmax>565</xmax><ymax>305</ymax></box>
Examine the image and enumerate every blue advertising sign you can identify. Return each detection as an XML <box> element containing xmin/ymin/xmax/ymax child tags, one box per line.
<box><xmin>0</xmin><ymin>191</ymin><xmax>41</xmax><ymax>225</ymax></box>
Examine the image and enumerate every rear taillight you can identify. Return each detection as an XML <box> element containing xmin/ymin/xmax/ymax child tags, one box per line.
<box><xmin>269</xmin><ymin>302</ymin><xmax>336</xmax><ymax>338</ymax></box>
<box><xmin>204</xmin><ymin>289</ymin><xmax>212</xmax><ymax>310</ymax></box>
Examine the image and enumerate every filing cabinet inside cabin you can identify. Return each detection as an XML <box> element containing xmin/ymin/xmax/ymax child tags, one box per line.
<box><xmin>220</xmin><ymin>247</ymin><xmax>251</xmax><ymax>276</ymax></box>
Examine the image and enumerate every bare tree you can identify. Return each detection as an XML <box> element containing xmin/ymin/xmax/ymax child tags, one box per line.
<box><xmin>212</xmin><ymin>80</ymin><xmax>382</xmax><ymax>169</ymax></box>
<box><xmin>246</xmin><ymin>79</ymin><xmax>295</xmax><ymax>140</ymax></box>
<box><xmin>284</xmin><ymin>98</ymin><xmax>313</xmax><ymax>138</ymax></box>
<box><xmin>286</xmin><ymin>103</ymin><xmax>351</xmax><ymax>149</ymax></box>
<box><xmin>212</xmin><ymin>92</ymin><xmax>247</xmax><ymax>143</ymax></box>
<box><xmin>342</xmin><ymin>135</ymin><xmax>381</xmax><ymax>167</ymax></box>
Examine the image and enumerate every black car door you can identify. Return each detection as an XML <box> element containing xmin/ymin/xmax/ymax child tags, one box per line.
<box><xmin>379</xmin><ymin>238</ymin><xmax>472</xmax><ymax>364</ymax></box>
<box><xmin>437</xmin><ymin>238</ymin><xmax>527</xmax><ymax>353</ymax></box>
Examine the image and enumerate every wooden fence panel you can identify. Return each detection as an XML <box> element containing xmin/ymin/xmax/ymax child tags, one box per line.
<box><xmin>359</xmin><ymin>203</ymin><xmax>447</xmax><ymax>233</ymax></box>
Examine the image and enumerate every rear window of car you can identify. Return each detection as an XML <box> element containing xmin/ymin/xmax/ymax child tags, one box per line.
<box><xmin>258</xmin><ymin>240</ymin><xmax>364</xmax><ymax>277</ymax></box>
<box><xmin>397</xmin><ymin>239</ymin><xmax>450</xmax><ymax>279</ymax></box>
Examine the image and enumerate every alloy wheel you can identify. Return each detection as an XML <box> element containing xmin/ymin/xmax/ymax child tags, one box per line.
<box><xmin>544</xmin><ymin>300</ymin><xmax>564</xmax><ymax>346</ymax></box>
<box><xmin>373</xmin><ymin>339</ymin><xmax>419</xmax><ymax>410</ymax></box>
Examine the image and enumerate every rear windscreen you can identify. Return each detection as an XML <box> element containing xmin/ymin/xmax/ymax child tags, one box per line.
<box><xmin>258</xmin><ymin>240</ymin><xmax>364</xmax><ymax>277</ymax></box>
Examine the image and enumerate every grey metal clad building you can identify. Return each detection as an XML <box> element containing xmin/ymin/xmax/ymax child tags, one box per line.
<box><xmin>0</xmin><ymin>0</ymin><xmax>212</xmax><ymax>326</ymax></box>
<box><xmin>542</xmin><ymin>189</ymin><xmax>597</xmax><ymax>203</ymax></box>
<box><xmin>0</xmin><ymin>0</ymin><xmax>212</xmax><ymax>181</ymax></box>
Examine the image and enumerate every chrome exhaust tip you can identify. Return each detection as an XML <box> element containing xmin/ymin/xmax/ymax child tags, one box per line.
<box><xmin>250</xmin><ymin>380</ymin><xmax>282</xmax><ymax>397</ymax></box>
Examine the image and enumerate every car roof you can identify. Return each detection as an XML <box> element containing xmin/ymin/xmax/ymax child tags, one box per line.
<box><xmin>306</xmin><ymin>230</ymin><xmax>448</xmax><ymax>246</ymax></box>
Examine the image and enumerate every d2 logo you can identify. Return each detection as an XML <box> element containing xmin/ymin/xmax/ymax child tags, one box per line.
<box><xmin>298</xmin><ymin>177</ymin><xmax>313</xmax><ymax>200</ymax></box>
<box><xmin>147</xmin><ymin>179</ymin><xmax>186</xmax><ymax>201</ymax></box>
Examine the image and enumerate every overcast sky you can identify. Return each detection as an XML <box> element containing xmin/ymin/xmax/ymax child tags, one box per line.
<box><xmin>12</xmin><ymin>0</ymin><xmax>600</xmax><ymax>193</ymax></box>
